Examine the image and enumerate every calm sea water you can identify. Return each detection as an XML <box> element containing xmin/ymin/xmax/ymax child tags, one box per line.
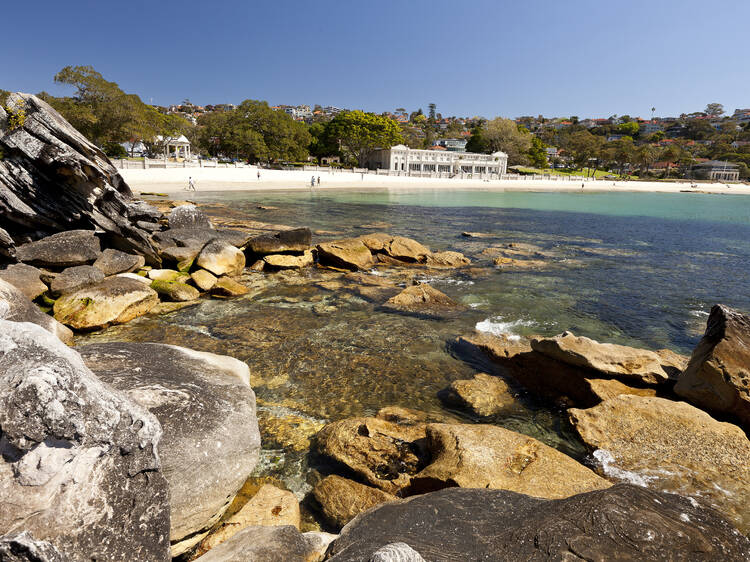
<box><xmin>81</xmin><ymin>188</ymin><xmax>750</xmax><ymax>522</ymax></box>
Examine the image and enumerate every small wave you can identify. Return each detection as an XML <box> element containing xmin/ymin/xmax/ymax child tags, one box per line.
<box><xmin>592</xmin><ymin>449</ymin><xmax>658</xmax><ymax>488</ymax></box>
<box><xmin>689</xmin><ymin>309</ymin><xmax>709</xmax><ymax>317</ymax></box>
<box><xmin>475</xmin><ymin>317</ymin><xmax>533</xmax><ymax>338</ymax></box>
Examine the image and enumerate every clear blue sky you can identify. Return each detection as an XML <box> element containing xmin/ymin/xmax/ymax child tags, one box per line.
<box><xmin>2</xmin><ymin>0</ymin><xmax>748</xmax><ymax>119</ymax></box>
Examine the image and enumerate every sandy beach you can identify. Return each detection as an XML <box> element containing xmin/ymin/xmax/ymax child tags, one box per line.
<box><xmin>120</xmin><ymin>166</ymin><xmax>750</xmax><ymax>195</ymax></box>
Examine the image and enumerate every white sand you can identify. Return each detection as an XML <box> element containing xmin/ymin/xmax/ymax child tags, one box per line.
<box><xmin>120</xmin><ymin>166</ymin><xmax>750</xmax><ymax>195</ymax></box>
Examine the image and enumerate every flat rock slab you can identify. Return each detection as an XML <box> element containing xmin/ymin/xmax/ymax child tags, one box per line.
<box><xmin>53</xmin><ymin>276</ymin><xmax>159</xmax><ymax>330</ymax></box>
<box><xmin>0</xmin><ymin>279</ymin><xmax>72</xmax><ymax>344</ymax></box>
<box><xmin>327</xmin><ymin>485</ymin><xmax>750</xmax><ymax>561</ymax></box>
<box><xmin>49</xmin><ymin>265</ymin><xmax>105</xmax><ymax>297</ymax></box>
<box><xmin>262</xmin><ymin>250</ymin><xmax>314</xmax><ymax>270</ymax></box>
<box><xmin>246</xmin><ymin>227</ymin><xmax>312</xmax><ymax>255</ymax></box>
<box><xmin>79</xmin><ymin>342</ymin><xmax>260</xmax><ymax>556</ymax></box>
<box><xmin>0</xmin><ymin>264</ymin><xmax>47</xmax><ymax>300</ymax></box>
<box><xmin>15</xmin><ymin>230</ymin><xmax>101</xmax><ymax>268</ymax></box>
<box><xmin>92</xmin><ymin>248</ymin><xmax>145</xmax><ymax>276</ymax></box>
<box><xmin>569</xmin><ymin>394</ymin><xmax>750</xmax><ymax>533</ymax></box>
<box><xmin>0</xmin><ymin>321</ymin><xmax>170</xmax><ymax>561</ymax></box>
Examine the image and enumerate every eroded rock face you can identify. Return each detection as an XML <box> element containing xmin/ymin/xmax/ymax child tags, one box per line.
<box><xmin>78</xmin><ymin>343</ymin><xmax>260</xmax><ymax>556</ymax></box>
<box><xmin>0</xmin><ymin>94</ymin><xmax>161</xmax><ymax>262</ymax></box>
<box><xmin>569</xmin><ymin>395</ymin><xmax>750</xmax><ymax>533</ymax></box>
<box><xmin>246</xmin><ymin>228</ymin><xmax>311</xmax><ymax>255</ymax></box>
<box><xmin>168</xmin><ymin>204</ymin><xmax>212</xmax><ymax>230</ymax></box>
<box><xmin>0</xmin><ymin>279</ymin><xmax>73</xmax><ymax>344</ymax></box>
<box><xmin>0</xmin><ymin>264</ymin><xmax>47</xmax><ymax>300</ymax></box>
<box><xmin>317</xmin><ymin>239</ymin><xmax>376</xmax><ymax>271</ymax></box>
<box><xmin>328</xmin><ymin>485</ymin><xmax>750</xmax><ymax>562</ymax></box>
<box><xmin>0</xmin><ymin>321</ymin><xmax>170</xmax><ymax>561</ymax></box>
<box><xmin>92</xmin><ymin>248</ymin><xmax>145</xmax><ymax>276</ymax></box>
<box><xmin>15</xmin><ymin>230</ymin><xmax>101</xmax><ymax>269</ymax></box>
<box><xmin>313</xmin><ymin>475</ymin><xmax>397</xmax><ymax>530</ymax></box>
<box><xmin>0</xmin><ymin>532</ymin><xmax>66</xmax><ymax>562</ymax></box>
<box><xmin>675</xmin><ymin>304</ymin><xmax>750</xmax><ymax>428</ymax></box>
<box><xmin>196</xmin><ymin>240</ymin><xmax>245</xmax><ymax>276</ymax></box>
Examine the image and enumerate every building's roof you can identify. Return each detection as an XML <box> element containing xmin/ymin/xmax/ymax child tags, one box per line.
<box><xmin>693</xmin><ymin>160</ymin><xmax>740</xmax><ymax>168</ymax></box>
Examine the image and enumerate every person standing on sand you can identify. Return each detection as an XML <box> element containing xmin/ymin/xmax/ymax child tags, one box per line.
<box><xmin>311</xmin><ymin>175</ymin><xmax>316</xmax><ymax>188</ymax></box>
<box><xmin>257</xmin><ymin>170</ymin><xmax>261</xmax><ymax>181</ymax></box>
<box><xmin>317</xmin><ymin>176</ymin><xmax>321</xmax><ymax>186</ymax></box>
<box><xmin>581</xmin><ymin>182</ymin><xmax>584</xmax><ymax>189</ymax></box>
<box><xmin>186</xmin><ymin>176</ymin><xmax>196</xmax><ymax>191</ymax></box>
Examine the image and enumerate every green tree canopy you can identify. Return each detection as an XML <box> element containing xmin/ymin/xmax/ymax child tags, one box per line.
<box><xmin>617</xmin><ymin>121</ymin><xmax>640</xmax><ymax>137</ymax></box>
<box><xmin>324</xmin><ymin>110</ymin><xmax>403</xmax><ymax>166</ymax></box>
<box><xmin>467</xmin><ymin>118</ymin><xmax>532</xmax><ymax>165</ymax></box>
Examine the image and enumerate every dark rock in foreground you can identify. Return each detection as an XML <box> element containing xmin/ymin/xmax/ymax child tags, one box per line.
<box><xmin>327</xmin><ymin>485</ymin><xmax>750</xmax><ymax>561</ymax></box>
<box><xmin>15</xmin><ymin>230</ymin><xmax>101</xmax><ymax>269</ymax></box>
<box><xmin>0</xmin><ymin>532</ymin><xmax>66</xmax><ymax>562</ymax></box>
<box><xmin>0</xmin><ymin>321</ymin><xmax>170</xmax><ymax>561</ymax></box>
<box><xmin>0</xmin><ymin>93</ymin><xmax>161</xmax><ymax>263</ymax></box>
<box><xmin>246</xmin><ymin>227</ymin><xmax>311</xmax><ymax>255</ymax></box>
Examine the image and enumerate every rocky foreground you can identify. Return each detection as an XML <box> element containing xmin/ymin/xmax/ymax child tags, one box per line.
<box><xmin>1</xmin><ymin>94</ymin><xmax>750</xmax><ymax>560</ymax></box>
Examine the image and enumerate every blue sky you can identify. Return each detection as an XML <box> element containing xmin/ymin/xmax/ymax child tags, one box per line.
<box><xmin>2</xmin><ymin>0</ymin><xmax>748</xmax><ymax>119</ymax></box>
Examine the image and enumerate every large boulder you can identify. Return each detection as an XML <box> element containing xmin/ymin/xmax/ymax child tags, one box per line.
<box><xmin>531</xmin><ymin>331</ymin><xmax>670</xmax><ymax>385</ymax></box>
<box><xmin>0</xmin><ymin>264</ymin><xmax>47</xmax><ymax>300</ymax></box>
<box><xmin>168</xmin><ymin>204</ymin><xmax>212</xmax><ymax>229</ymax></box>
<box><xmin>326</xmin><ymin>485</ymin><xmax>750</xmax><ymax>561</ymax></box>
<box><xmin>0</xmin><ymin>94</ymin><xmax>161</xmax><ymax>262</ymax></box>
<box><xmin>384</xmin><ymin>284</ymin><xmax>464</xmax><ymax>316</ymax></box>
<box><xmin>675</xmin><ymin>304</ymin><xmax>750</xmax><ymax>428</ymax></box>
<box><xmin>49</xmin><ymin>265</ymin><xmax>105</xmax><ymax>297</ymax></box>
<box><xmin>15</xmin><ymin>230</ymin><xmax>101</xmax><ymax>268</ymax></box>
<box><xmin>196</xmin><ymin>239</ymin><xmax>246</xmax><ymax>276</ymax></box>
<box><xmin>382</xmin><ymin>236</ymin><xmax>430</xmax><ymax>263</ymax></box>
<box><xmin>246</xmin><ymin>228</ymin><xmax>311</xmax><ymax>255</ymax></box>
<box><xmin>79</xmin><ymin>342</ymin><xmax>261</xmax><ymax>556</ymax></box>
<box><xmin>0</xmin><ymin>321</ymin><xmax>170</xmax><ymax>561</ymax></box>
<box><xmin>194</xmin><ymin>526</ymin><xmax>330</xmax><ymax>562</ymax></box>
<box><xmin>262</xmin><ymin>250</ymin><xmax>314</xmax><ymax>270</ymax></box>
<box><xmin>0</xmin><ymin>279</ymin><xmax>72</xmax><ymax>344</ymax></box>
<box><xmin>92</xmin><ymin>248</ymin><xmax>145</xmax><ymax>276</ymax></box>
<box><xmin>53</xmin><ymin>276</ymin><xmax>159</xmax><ymax>330</ymax></box>
<box><xmin>313</xmin><ymin>475</ymin><xmax>397</xmax><ymax>530</ymax></box>
<box><xmin>316</xmin><ymin>239</ymin><xmax>376</xmax><ymax>271</ymax></box>
<box><xmin>569</xmin><ymin>395</ymin><xmax>750</xmax><ymax>533</ymax></box>
<box><xmin>0</xmin><ymin>532</ymin><xmax>66</xmax><ymax>562</ymax></box>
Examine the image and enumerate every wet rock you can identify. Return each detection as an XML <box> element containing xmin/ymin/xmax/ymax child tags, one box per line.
<box><xmin>0</xmin><ymin>94</ymin><xmax>160</xmax><ymax>262</ymax></box>
<box><xmin>198</xmin><ymin>484</ymin><xmax>300</xmax><ymax>553</ymax></box>
<box><xmin>369</xmin><ymin>543</ymin><xmax>425</xmax><ymax>562</ymax></box>
<box><xmin>0</xmin><ymin>279</ymin><xmax>73</xmax><ymax>344</ymax></box>
<box><xmin>384</xmin><ymin>283</ymin><xmax>463</xmax><ymax>315</ymax></box>
<box><xmin>246</xmin><ymin>227</ymin><xmax>312</xmax><ymax>255</ymax></box>
<box><xmin>149</xmin><ymin>301</ymin><xmax>200</xmax><ymax>315</ymax></box>
<box><xmin>148</xmin><ymin>268</ymin><xmax>189</xmax><ymax>283</ymax></box>
<box><xmin>313</xmin><ymin>475</ymin><xmax>397</xmax><ymax>530</ymax></box>
<box><xmin>0</xmin><ymin>531</ymin><xmax>66</xmax><ymax>562</ymax></box>
<box><xmin>569</xmin><ymin>395</ymin><xmax>750</xmax><ymax>533</ymax></box>
<box><xmin>316</xmin><ymin>239</ymin><xmax>376</xmax><ymax>271</ymax></box>
<box><xmin>210</xmin><ymin>276</ymin><xmax>249</xmax><ymax>297</ymax></box>
<box><xmin>0</xmin><ymin>321</ymin><xmax>170</xmax><ymax>561</ymax></box>
<box><xmin>425</xmin><ymin>251</ymin><xmax>470</xmax><ymax>268</ymax></box>
<box><xmin>196</xmin><ymin>240</ymin><xmax>246</xmax><ymax>276</ymax></box>
<box><xmin>49</xmin><ymin>265</ymin><xmax>105</xmax><ymax>297</ymax></box>
<box><xmin>150</xmin><ymin>279</ymin><xmax>200</xmax><ymax>302</ymax></box>
<box><xmin>92</xmin><ymin>248</ymin><xmax>145</xmax><ymax>276</ymax></box>
<box><xmin>15</xmin><ymin>230</ymin><xmax>101</xmax><ymax>268</ymax></box>
<box><xmin>79</xmin><ymin>343</ymin><xmax>260</xmax><ymax>556</ymax></box>
<box><xmin>191</xmin><ymin>269</ymin><xmax>218</xmax><ymax>291</ymax></box>
<box><xmin>408</xmin><ymin>424</ymin><xmax>610</xmax><ymax>498</ymax></box>
<box><xmin>326</xmin><ymin>485</ymin><xmax>750</xmax><ymax>562</ymax></box>
<box><xmin>168</xmin><ymin>204</ymin><xmax>212</xmax><ymax>229</ymax></box>
<box><xmin>531</xmin><ymin>331</ymin><xmax>670</xmax><ymax>385</ymax></box>
<box><xmin>675</xmin><ymin>304</ymin><xmax>750</xmax><ymax>428</ymax></box>
<box><xmin>493</xmin><ymin>256</ymin><xmax>547</xmax><ymax>269</ymax></box>
<box><xmin>53</xmin><ymin>276</ymin><xmax>159</xmax><ymax>330</ymax></box>
<box><xmin>439</xmin><ymin>373</ymin><xmax>521</xmax><ymax>417</ymax></box>
<box><xmin>0</xmin><ymin>264</ymin><xmax>47</xmax><ymax>300</ymax></box>
<box><xmin>194</xmin><ymin>525</ymin><xmax>325</xmax><ymax>562</ymax></box>
<box><xmin>263</xmin><ymin>250</ymin><xmax>314</xmax><ymax>270</ymax></box>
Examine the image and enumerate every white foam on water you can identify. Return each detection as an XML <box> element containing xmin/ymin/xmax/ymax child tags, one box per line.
<box><xmin>592</xmin><ymin>449</ymin><xmax>658</xmax><ymax>488</ymax></box>
<box><xmin>475</xmin><ymin>317</ymin><xmax>533</xmax><ymax>338</ymax></box>
<box><xmin>689</xmin><ymin>309</ymin><xmax>709</xmax><ymax>317</ymax></box>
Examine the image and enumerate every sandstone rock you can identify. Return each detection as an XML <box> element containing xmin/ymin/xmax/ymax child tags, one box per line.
<box><xmin>160</xmin><ymin>245</ymin><xmax>201</xmax><ymax>271</ymax></box>
<box><xmin>326</xmin><ymin>485</ymin><xmax>750</xmax><ymax>561</ymax></box>
<box><xmin>92</xmin><ymin>248</ymin><xmax>145</xmax><ymax>276</ymax></box>
<box><xmin>148</xmin><ymin>268</ymin><xmax>190</xmax><ymax>282</ymax></box>
<box><xmin>493</xmin><ymin>257</ymin><xmax>547</xmax><ymax>269</ymax></box>
<box><xmin>656</xmin><ymin>348</ymin><xmax>690</xmax><ymax>379</ymax></box>
<box><xmin>79</xmin><ymin>343</ymin><xmax>260</xmax><ymax>556</ymax></box>
<box><xmin>210</xmin><ymin>276</ymin><xmax>249</xmax><ymax>297</ymax></box>
<box><xmin>358</xmin><ymin>232</ymin><xmax>393</xmax><ymax>252</ymax></box>
<box><xmin>0</xmin><ymin>321</ymin><xmax>170</xmax><ymax>561</ymax></box>
<box><xmin>531</xmin><ymin>331</ymin><xmax>670</xmax><ymax>385</ymax></box>
<box><xmin>116</xmin><ymin>272</ymin><xmax>151</xmax><ymax>284</ymax></box>
<box><xmin>425</xmin><ymin>251</ymin><xmax>470</xmax><ymax>268</ymax></box>
<box><xmin>150</xmin><ymin>279</ymin><xmax>200</xmax><ymax>302</ymax></box>
<box><xmin>198</xmin><ymin>485</ymin><xmax>300</xmax><ymax>553</ymax></box>
<box><xmin>383</xmin><ymin>237</ymin><xmax>430</xmax><ymax>262</ymax></box>
<box><xmin>439</xmin><ymin>373</ymin><xmax>521</xmax><ymax>417</ymax></box>
<box><xmin>317</xmin><ymin>239</ymin><xmax>376</xmax><ymax>271</ymax></box>
<box><xmin>152</xmin><ymin>228</ymin><xmax>251</xmax><ymax>251</ymax></box>
<box><xmin>0</xmin><ymin>94</ymin><xmax>160</xmax><ymax>262</ymax></box>
<box><xmin>569</xmin><ymin>395</ymin><xmax>750</xmax><ymax>533</ymax></box>
<box><xmin>675</xmin><ymin>304</ymin><xmax>750</xmax><ymax>428</ymax></box>
<box><xmin>194</xmin><ymin>526</ymin><xmax>326</xmax><ymax>562</ymax></box>
<box><xmin>191</xmin><ymin>269</ymin><xmax>218</xmax><ymax>291</ymax></box>
<box><xmin>314</xmin><ymin>476</ymin><xmax>397</xmax><ymax>530</ymax></box>
<box><xmin>0</xmin><ymin>264</ymin><xmax>47</xmax><ymax>300</ymax></box>
<box><xmin>315</xmin><ymin>417</ymin><xmax>428</xmax><ymax>494</ymax></box>
<box><xmin>196</xmin><ymin>240</ymin><xmax>246</xmax><ymax>276</ymax></box>
<box><xmin>49</xmin><ymin>265</ymin><xmax>104</xmax><ymax>297</ymax></box>
<box><xmin>585</xmin><ymin>377</ymin><xmax>659</xmax><ymax>401</ymax></box>
<box><xmin>384</xmin><ymin>283</ymin><xmax>463</xmax><ymax>315</ymax></box>
<box><xmin>263</xmin><ymin>250</ymin><xmax>314</xmax><ymax>270</ymax></box>
<box><xmin>0</xmin><ymin>532</ymin><xmax>66</xmax><ymax>562</ymax></box>
<box><xmin>369</xmin><ymin>543</ymin><xmax>425</xmax><ymax>562</ymax></box>
<box><xmin>246</xmin><ymin>227</ymin><xmax>312</xmax><ymax>254</ymax></box>
<box><xmin>15</xmin><ymin>230</ymin><xmax>101</xmax><ymax>268</ymax></box>
<box><xmin>168</xmin><ymin>204</ymin><xmax>212</xmax><ymax>229</ymax></box>
<box><xmin>53</xmin><ymin>276</ymin><xmax>159</xmax><ymax>330</ymax></box>
<box><xmin>0</xmin><ymin>279</ymin><xmax>73</xmax><ymax>344</ymax></box>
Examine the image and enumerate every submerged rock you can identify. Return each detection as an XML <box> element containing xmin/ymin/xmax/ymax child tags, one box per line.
<box><xmin>569</xmin><ymin>394</ymin><xmax>750</xmax><ymax>533</ymax></box>
<box><xmin>15</xmin><ymin>230</ymin><xmax>101</xmax><ymax>268</ymax></box>
<box><xmin>0</xmin><ymin>321</ymin><xmax>170</xmax><ymax>561</ymax></box>
<box><xmin>675</xmin><ymin>304</ymin><xmax>750</xmax><ymax>428</ymax></box>
<box><xmin>0</xmin><ymin>279</ymin><xmax>73</xmax><ymax>344</ymax></box>
<box><xmin>79</xmin><ymin>343</ymin><xmax>260</xmax><ymax>557</ymax></box>
<box><xmin>313</xmin><ymin>475</ymin><xmax>397</xmax><ymax>530</ymax></box>
<box><xmin>326</xmin><ymin>485</ymin><xmax>750</xmax><ymax>561</ymax></box>
<box><xmin>0</xmin><ymin>264</ymin><xmax>47</xmax><ymax>300</ymax></box>
<box><xmin>92</xmin><ymin>248</ymin><xmax>145</xmax><ymax>276</ymax></box>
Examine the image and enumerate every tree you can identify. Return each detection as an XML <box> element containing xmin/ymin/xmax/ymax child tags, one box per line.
<box><xmin>617</xmin><ymin>121</ymin><xmax>640</xmax><ymax>137</ymax></box>
<box><xmin>478</xmin><ymin>118</ymin><xmax>533</xmax><ymax>165</ymax></box>
<box><xmin>465</xmin><ymin>126</ymin><xmax>489</xmax><ymax>154</ymax></box>
<box><xmin>428</xmin><ymin>103</ymin><xmax>437</xmax><ymax>122</ymax></box>
<box><xmin>324</xmin><ymin>110</ymin><xmax>403</xmax><ymax>166</ymax></box>
<box><xmin>635</xmin><ymin>144</ymin><xmax>657</xmax><ymax>175</ymax></box>
<box><xmin>527</xmin><ymin>136</ymin><xmax>548</xmax><ymax>168</ymax></box>
<box><xmin>705</xmin><ymin>103</ymin><xmax>724</xmax><ymax>116</ymax></box>
<box><xmin>564</xmin><ymin>130</ymin><xmax>604</xmax><ymax>176</ymax></box>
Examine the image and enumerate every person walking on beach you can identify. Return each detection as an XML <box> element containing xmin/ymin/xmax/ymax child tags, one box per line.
<box><xmin>186</xmin><ymin>176</ymin><xmax>196</xmax><ymax>191</ymax></box>
<box><xmin>311</xmin><ymin>175</ymin><xmax>316</xmax><ymax>188</ymax></box>
<box><xmin>317</xmin><ymin>176</ymin><xmax>321</xmax><ymax>186</ymax></box>
<box><xmin>257</xmin><ymin>170</ymin><xmax>261</xmax><ymax>181</ymax></box>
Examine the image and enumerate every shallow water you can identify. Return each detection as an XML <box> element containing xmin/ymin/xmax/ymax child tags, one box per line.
<box><xmin>80</xmin><ymin>189</ymin><xmax>750</xmax><ymax>525</ymax></box>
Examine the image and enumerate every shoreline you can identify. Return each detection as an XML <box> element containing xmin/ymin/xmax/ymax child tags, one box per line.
<box><xmin>120</xmin><ymin>167</ymin><xmax>750</xmax><ymax>196</ymax></box>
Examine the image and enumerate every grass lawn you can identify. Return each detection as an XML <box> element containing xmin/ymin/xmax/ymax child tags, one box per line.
<box><xmin>515</xmin><ymin>166</ymin><xmax>636</xmax><ymax>180</ymax></box>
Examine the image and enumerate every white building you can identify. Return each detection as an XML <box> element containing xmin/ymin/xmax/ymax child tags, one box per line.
<box><xmin>366</xmin><ymin>145</ymin><xmax>507</xmax><ymax>176</ymax></box>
